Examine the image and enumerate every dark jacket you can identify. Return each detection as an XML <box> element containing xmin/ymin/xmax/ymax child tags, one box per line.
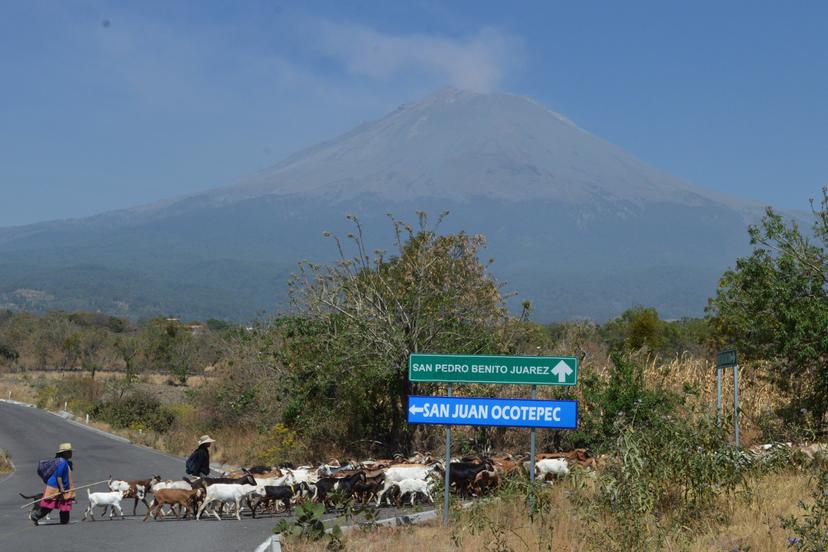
<box><xmin>186</xmin><ymin>445</ymin><xmax>210</xmax><ymax>476</ymax></box>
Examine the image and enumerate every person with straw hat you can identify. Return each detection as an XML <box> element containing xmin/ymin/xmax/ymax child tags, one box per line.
<box><xmin>185</xmin><ymin>435</ymin><xmax>215</xmax><ymax>477</ymax></box>
<box><xmin>30</xmin><ymin>442</ymin><xmax>75</xmax><ymax>526</ymax></box>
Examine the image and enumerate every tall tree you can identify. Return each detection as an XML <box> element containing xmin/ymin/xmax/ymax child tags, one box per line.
<box><xmin>708</xmin><ymin>189</ymin><xmax>828</xmax><ymax>420</ymax></box>
<box><xmin>281</xmin><ymin>213</ymin><xmax>522</xmax><ymax>452</ymax></box>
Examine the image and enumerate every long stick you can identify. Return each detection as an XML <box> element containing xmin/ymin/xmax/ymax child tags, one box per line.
<box><xmin>19</xmin><ymin>479</ymin><xmax>111</xmax><ymax>509</ymax></box>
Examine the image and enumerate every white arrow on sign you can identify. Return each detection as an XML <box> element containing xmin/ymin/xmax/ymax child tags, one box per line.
<box><xmin>409</xmin><ymin>404</ymin><xmax>425</xmax><ymax>415</ymax></box>
<box><xmin>551</xmin><ymin>360</ymin><xmax>573</xmax><ymax>383</ymax></box>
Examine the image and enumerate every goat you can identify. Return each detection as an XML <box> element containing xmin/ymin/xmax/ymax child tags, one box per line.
<box><xmin>251</xmin><ymin>482</ymin><xmax>311</xmax><ymax>517</ymax></box>
<box><xmin>150</xmin><ymin>480</ymin><xmax>193</xmax><ymax>518</ymax></box>
<box><xmin>196</xmin><ymin>483</ymin><xmax>257</xmax><ymax>521</ymax></box>
<box><xmin>448</xmin><ymin>460</ymin><xmax>493</xmax><ymax>497</ymax></box>
<box><xmin>392</xmin><ymin>478</ymin><xmax>434</xmax><ymax>507</ymax></box>
<box><xmin>283</xmin><ymin>467</ymin><xmax>318</xmax><ymax>485</ymax></box>
<box><xmin>144</xmin><ymin>488</ymin><xmax>203</xmax><ymax>521</ymax></box>
<box><xmin>185</xmin><ymin>475</ymin><xmax>256</xmax><ymax>519</ymax></box>
<box><xmin>185</xmin><ymin>473</ymin><xmax>257</xmax><ymax>489</ymax></box>
<box><xmin>536</xmin><ymin>458</ymin><xmax>570</xmax><ymax>481</ymax></box>
<box><xmin>535</xmin><ymin>449</ymin><xmax>596</xmax><ymax>469</ymax></box>
<box><xmin>82</xmin><ymin>489</ymin><xmax>125</xmax><ymax>521</ymax></box>
<box><xmin>311</xmin><ymin>477</ymin><xmax>338</xmax><ymax>508</ymax></box>
<box><xmin>473</xmin><ymin>469</ymin><xmax>500</xmax><ymax>495</ymax></box>
<box><xmin>375</xmin><ymin>464</ymin><xmax>438</xmax><ymax>506</ymax></box>
<box><xmin>352</xmin><ymin>472</ymin><xmax>385</xmax><ymax>504</ymax></box>
<box><xmin>108</xmin><ymin>474</ymin><xmax>162</xmax><ymax>515</ymax></box>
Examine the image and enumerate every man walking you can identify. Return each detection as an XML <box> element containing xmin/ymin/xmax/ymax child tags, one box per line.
<box><xmin>185</xmin><ymin>435</ymin><xmax>215</xmax><ymax>477</ymax></box>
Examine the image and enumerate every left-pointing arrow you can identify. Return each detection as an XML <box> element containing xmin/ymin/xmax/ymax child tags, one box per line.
<box><xmin>409</xmin><ymin>405</ymin><xmax>425</xmax><ymax>415</ymax></box>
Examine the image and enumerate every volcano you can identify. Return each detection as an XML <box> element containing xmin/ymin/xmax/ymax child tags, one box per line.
<box><xmin>0</xmin><ymin>88</ymin><xmax>777</xmax><ymax>321</ymax></box>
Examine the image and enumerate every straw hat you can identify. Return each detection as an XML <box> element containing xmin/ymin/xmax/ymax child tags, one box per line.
<box><xmin>197</xmin><ymin>435</ymin><xmax>216</xmax><ymax>446</ymax></box>
<box><xmin>57</xmin><ymin>442</ymin><xmax>72</xmax><ymax>453</ymax></box>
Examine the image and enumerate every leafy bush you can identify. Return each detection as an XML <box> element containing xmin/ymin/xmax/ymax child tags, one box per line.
<box><xmin>90</xmin><ymin>392</ymin><xmax>175</xmax><ymax>433</ymax></box>
<box><xmin>274</xmin><ymin>501</ymin><xmax>343</xmax><ymax>549</ymax></box>
<box><xmin>256</xmin><ymin>423</ymin><xmax>306</xmax><ymax>466</ymax></box>
<box><xmin>574</xmin><ymin>409</ymin><xmax>747</xmax><ymax>551</ymax></box>
<box><xmin>34</xmin><ymin>376</ymin><xmax>102</xmax><ymax>413</ymax></box>
<box><xmin>781</xmin><ymin>465</ymin><xmax>828</xmax><ymax>551</ymax></box>
<box><xmin>564</xmin><ymin>353</ymin><xmax>679</xmax><ymax>450</ymax></box>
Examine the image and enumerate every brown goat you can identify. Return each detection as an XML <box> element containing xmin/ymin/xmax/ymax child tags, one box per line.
<box><xmin>144</xmin><ymin>488</ymin><xmax>202</xmax><ymax>521</ymax></box>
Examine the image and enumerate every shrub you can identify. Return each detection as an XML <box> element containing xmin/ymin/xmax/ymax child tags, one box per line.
<box><xmin>0</xmin><ymin>449</ymin><xmax>12</xmax><ymax>473</ymax></box>
<box><xmin>564</xmin><ymin>353</ymin><xmax>679</xmax><ymax>450</ymax></box>
<box><xmin>90</xmin><ymin>392</ymin><xmax>175</xmax><ymax>433</ymax></box>
<box><xmin>574</xmin><ymin>409</ymin><xmax>747</xmax><ymax>551</ymax></box>
<box><xmin>781</xmin><ymin>465</ymin><xmax>828</xmax><ymax>551</ymax></box>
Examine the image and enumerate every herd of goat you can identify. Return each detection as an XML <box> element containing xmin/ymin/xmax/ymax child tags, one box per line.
<box><xmin>78</xmin><ymin>448</ymin><xmax>596</xmax><ymax>522</ymax></box>
<box><xmin>77</xmin><ymin>441</ymin><xmax>826</xmax><ymax>523</ymax></box>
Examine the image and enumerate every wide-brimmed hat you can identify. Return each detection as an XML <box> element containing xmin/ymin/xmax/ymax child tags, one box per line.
<box><xmin>57</xmin><ymin>442</ymin><xmax>72</xmax><ymax>453</ymax></box>
<box><xmin>197</xmin><ymin>435</ymin><xmax>216</xmax><ymax>446</ymax></box>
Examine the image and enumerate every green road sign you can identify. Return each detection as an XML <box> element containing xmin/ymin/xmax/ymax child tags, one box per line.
<box><xmin>409</xmin><ymin>353</ymin><xmax>578</xmax><ymax>386</ymax></box>
<box><xmin>717</xmin><ymin>349</ymin><xmax>737</xmax><ymax>368</ymax></box>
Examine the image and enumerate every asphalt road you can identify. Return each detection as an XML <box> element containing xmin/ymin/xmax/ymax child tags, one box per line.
<box><xmin>0</xmin><ymin>401</ymin><xmax>430</xmax><ymax>552</ymax></box>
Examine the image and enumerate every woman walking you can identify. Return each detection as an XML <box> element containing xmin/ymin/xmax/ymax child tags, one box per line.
<box><xmin>30</xmin><ymin>442</ymin><xmax>75</xmax><ymax>525</ymax></box>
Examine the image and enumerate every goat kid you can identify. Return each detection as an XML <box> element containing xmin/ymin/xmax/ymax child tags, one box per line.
<box><xmin>82</xmin><ymin>489</ymin><xmax>125</xmax><ymax>521</ymax></box>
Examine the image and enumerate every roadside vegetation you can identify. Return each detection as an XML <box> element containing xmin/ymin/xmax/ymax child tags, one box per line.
<box><xmin>0</xmin><ymin>449</ymin><xmax>12</xmax><ymax>473</ymax></box>
<box><xmin>1</xmin><ymin>191</ymin><xmax>827</xmax><ymax>549</ymax></box>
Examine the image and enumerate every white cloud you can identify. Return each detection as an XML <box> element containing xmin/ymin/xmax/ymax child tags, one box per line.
<box><xmin>312</xmin><ymin>21</ymin><xmax>523</xmax><ymax>92</ymax></box>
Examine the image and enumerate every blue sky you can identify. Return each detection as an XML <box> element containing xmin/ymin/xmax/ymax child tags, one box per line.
<box><xmin>2</xmin><ymin>0</ymin><xmax>826</xmax><ymax>227</ymax></box>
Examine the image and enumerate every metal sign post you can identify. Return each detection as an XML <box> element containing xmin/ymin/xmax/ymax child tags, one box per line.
<box><xmin>443</xmin><ymin>384</ymin><xmax>452</xmax><ymax>527</ymax></box>
<box><xmin>733</xmin><ymin>364</ymin><xmax>740</xmax><ymax>448</ymax></box>
<box><xmin>716</xmin><ymin>349</ymin><xmax>738</xmax><ymax>446</ymax></box>
<box><xmin>716</xmin><ymin>365</ymin><xmax>722</xmax><ymax>427</ymax></box>
<box><xmin>529</xmin><ymin>384</ymin><xmax>537</xmax><ymax>515</ymax></box>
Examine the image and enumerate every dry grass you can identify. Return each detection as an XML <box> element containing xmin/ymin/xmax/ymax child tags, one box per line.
<box><xmin>283</xmin><ymin>470</ymin><xmax>812</xmax><ymax>552</ymax></box>
<box><xmin>0</xmin><ymin>449</ymin><xmax>13</xmax><ymax>473</ymax></box>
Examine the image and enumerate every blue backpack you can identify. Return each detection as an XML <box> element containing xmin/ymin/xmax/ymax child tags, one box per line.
<box><xmin>37</xmin><ymin>458</ymin><xmax>60</xmax><ymax>484</ymax></box>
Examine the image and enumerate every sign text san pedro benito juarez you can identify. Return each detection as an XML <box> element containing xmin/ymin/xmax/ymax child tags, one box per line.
<box><xmin>408</xmin><ymin>353</ymin><xmax>578</xmax><ymax>386</ymax></box>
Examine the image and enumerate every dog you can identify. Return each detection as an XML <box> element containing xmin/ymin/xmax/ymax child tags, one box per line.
<box><xmin>19</xmin><ymin>493</ymin><xmax>51</xmax><ymax>521</ymax></box>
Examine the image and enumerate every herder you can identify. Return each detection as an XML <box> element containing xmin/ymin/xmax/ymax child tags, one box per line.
<box><xmin>185</xmin><ymin>434</ymin><xmax>215</xmax><ymax>477</ymax></box>
<box><xmin>30</xmin><ymin>442</ymin><xmax>75</xmax><ymax>525</ymax></box>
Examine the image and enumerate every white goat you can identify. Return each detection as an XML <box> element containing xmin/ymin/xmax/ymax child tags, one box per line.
<box><xmin>82</xmin><ymin>489</ymin><xmax>125</xmax><ymax>521</ymax></box>
<box><xmin>284</xmin><ymin>467</ymin><xmax>318</xmax><ymax>485</ymax></box>
<box><xmin>536</xmin><ymin>458</ymin><xmax>570</xmax><ymax>481</ymax></box>
<box><xmin>196</xmin><ymin>483</ymin><xmax>257</xmax><ymax>521</ymax></box>
<box><xmin>376</xmin><ymin>465</ymin><xmax>435</xmax><ymax>506</ymax></box>
<box><xmin>393</xmin><ymin>478</ymin><xmax>434</xmax><ymax>506</ymax></box>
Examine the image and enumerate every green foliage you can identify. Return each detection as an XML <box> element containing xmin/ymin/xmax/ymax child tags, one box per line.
<box><xmin>274</xmin><ymin>501</ymin><xmax>344</xmax><ymax>549</ymax></box>
<box><xmin>90</xmin><ymin>391</ymin><xmax>175</xmax><ymax>433</ymax></box>
<box><xmin>281</xmin><ymin>213</ymin><xmax>520</xmax><ymax>453</ymax></box>
<box><xmin>601</xmin><ymin>307</ymin><xmax>711</xmax><ymax>357</ymax></box>
<box><xmin>575</xmin><ymin>412</ymin><xmax>747</xmax><ymax>551</ymax></box>
<box><xmin>781</xmin><ymin>465</ymin><xmax>828</xmax><ymax>551</ymax></box>
<box><xmin>709</xmin><ymin>188</ymin><xmax>828</xmax><ymax>420</ymax></box>
<box><xmin>35</xmin><ymin>376</ymin><xmax>103</xmax><ymax>413</ymax></box>
<box><xmin>565</xmin><ymin>353</ymin><xmax>678</xmax><ymax>450</ymax></box>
